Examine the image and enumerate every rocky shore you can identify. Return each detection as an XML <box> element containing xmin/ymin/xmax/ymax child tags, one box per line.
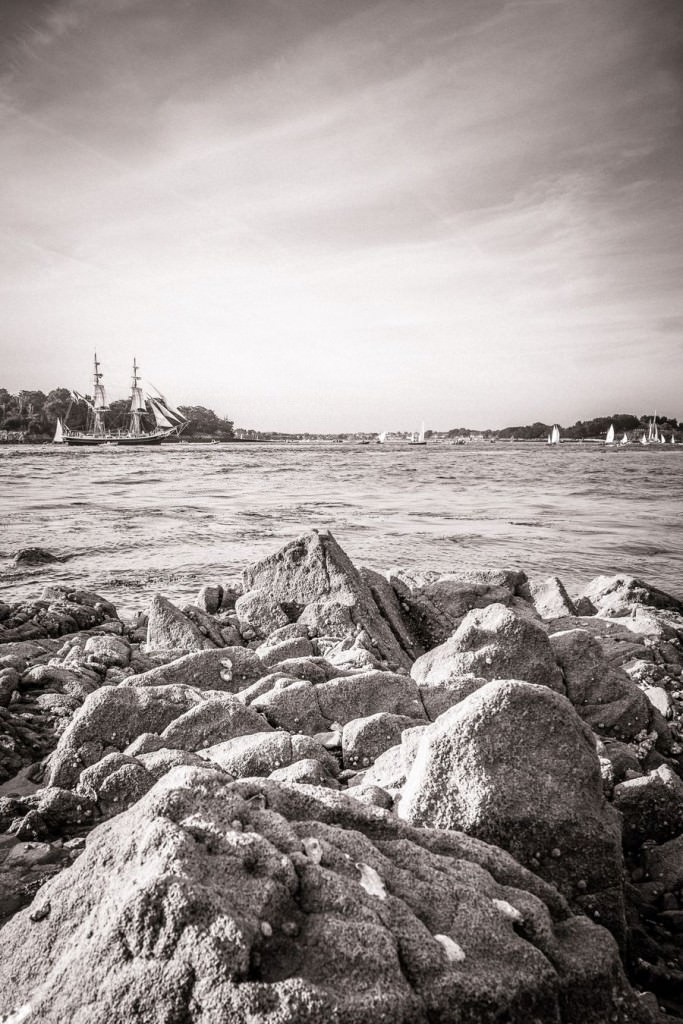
<box><xmin>1</xmin><ymin>529</ymin><xmax>682</xmax><ymax>1022</ymax></box>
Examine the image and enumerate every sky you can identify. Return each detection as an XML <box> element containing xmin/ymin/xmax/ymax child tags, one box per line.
<box><xmin>1</xmin><ymin>0</ymin><xmax>682</xmax><ymax>431</ymax></box>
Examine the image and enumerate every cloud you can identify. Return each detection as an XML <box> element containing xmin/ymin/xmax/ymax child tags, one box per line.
<box><xmin>0</xmin><ymin>0</ymin><xmax>682</xmax><ymax>429</ymax></box>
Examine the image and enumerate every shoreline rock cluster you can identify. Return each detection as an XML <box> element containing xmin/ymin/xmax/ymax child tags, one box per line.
<box><xmin>1</xmin><ymin>529</ymin><xmax>682</xmax><ymax>1022</ymax></box>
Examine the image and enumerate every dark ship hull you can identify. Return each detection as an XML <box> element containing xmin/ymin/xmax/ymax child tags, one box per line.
<box><xmin>62</xmin><ymin>431</ymin><xmax>169</xmax><ymax>447</ymax></box>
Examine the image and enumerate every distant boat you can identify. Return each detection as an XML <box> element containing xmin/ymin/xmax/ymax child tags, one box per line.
<box><xmin>547</xmin><ymin>424</ymin><xmax>560</xmax><ymax>445</ymax></box>
<box><xmin>55</xmin><ymin>354</ymin><xmax>187</xmax><ymax>447</ymax></box>
<box><xmin>640</xmin><ymin>432</ymin><xmax>648</xmax><ymax>445</ymax></box>
<box><xmin>620</xmin><ymin>432</ymin><xmax>628</xmax><ymax>446</ymax></box>
<box><xmin>409</xmin><ymin>421</ymin><xmax>427</xmax><ymax>446</ymax></box>
<box><xmin>645</xmin><ymin>414</ymin><xmax>660</xmax><ymax>445</ymax></box>
<box><xmin>605</xmin><ymin>424</ymin><xmax>615</xmax><ymax>445</ymax></box>
<box><xmin>377</xmin><ymin>431</ymin><xmax>387</xmax><ymax>444</ymax></box>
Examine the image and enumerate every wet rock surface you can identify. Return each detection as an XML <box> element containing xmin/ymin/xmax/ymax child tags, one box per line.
<box><xmin>0</xmin><ymin>533</ymin><xmax>681</xmax><ymax>1021</ymax></box>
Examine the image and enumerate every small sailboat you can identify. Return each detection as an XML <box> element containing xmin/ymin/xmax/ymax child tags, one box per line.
<box><xmin>605</xmin><ymin>424</ymin><xmax>615</xmax><ymax>445</ymax></box>
<box><xmin>409</xmin><ymin>422</ymin><xmax>427</xmax><ymax>446</ymax></box>
<box><xmin>377</xmin><ymin>431</ymin><xmax>387</xmax><ymax>444</ymax></box>
<box><xmin>56</xmin><ymin>354</ymin><xmax>187</xmax><ymax>447</ymax></box>
<box><xmin>640</xmin><ymin>432</ymin><xmax>648</xmax><ymax>445</ymax></box>
<box><xmin>620</xmin><ymin>432</ymin><xmax>628</xmax><ymax>446</ymax></box>
<box><xmin>547</xmin><ymin>424</ymin><xmax>560</xmax><ymax>446</ymax></box>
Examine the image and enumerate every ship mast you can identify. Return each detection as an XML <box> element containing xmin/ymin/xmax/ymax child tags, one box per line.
<box><xmin>129</xmin><ymin>357</ymin><xmax>146</xmax><ymax>436</ymax></box>
<box><xmin>91</xmin><ymin>352</ymin><xmax>108</xmax><ymax>435</ymax></box>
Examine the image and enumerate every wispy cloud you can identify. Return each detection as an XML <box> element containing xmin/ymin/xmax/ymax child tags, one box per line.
<box><xmin>0</xmin><ymin>0</ymin><xmax>681</xmax><ymax>429</ymax></box>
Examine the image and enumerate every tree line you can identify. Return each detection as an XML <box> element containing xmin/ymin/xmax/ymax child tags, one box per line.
<box><xmin>0</xmin><ymin>388</ymin><xmax>234</xmax><ymax>439</ymax></box>
<box><xmin>496</xmin><ymin>414</ymin><xmax>680</xmax><ymax>440</ymax></box>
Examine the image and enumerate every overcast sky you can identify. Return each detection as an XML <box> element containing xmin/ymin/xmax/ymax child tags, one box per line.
<box><xmin>1</xmin><ymin>0</ymin><xmax>682</xmax><ymax>431</ymax></box>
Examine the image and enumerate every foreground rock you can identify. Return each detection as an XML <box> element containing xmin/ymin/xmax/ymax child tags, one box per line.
<box><xmin>580</xmin><ymin>575</ymin><xmax>683</xmax><ymax>619</ymax></box>
<box><xmin>411</xmin><ymin>604</ymin><xmax>565</xmax><ymax>693</ymax></box>
<box><xmin>0</xmin><ymin>767</ymin><xmax>654</xmax><ymax>1024</ymax></box>
<box><xmin>388</xmin><ymin>567</ymin><xmax>527</xmax><ymax>648</ymax></box>
<box><xmin>549</xmin><ymin>629</ymin><xmax>652</xmax><ymax>741</ymax></box>
<box><xmin>46</xmin><ymin>684</ymin><xmax>206</xmax><ymax>788</ymax></box>
<box><xmin>399</xmin><ymin>680</ymin><xmax>626</xmax><ymax>945</ymax></box>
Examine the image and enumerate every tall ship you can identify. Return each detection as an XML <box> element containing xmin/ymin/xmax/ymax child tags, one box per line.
<box><xmin>53</xmin><ymin>354</ymin><xmax>187</xmax><ymax>447</ymax></box>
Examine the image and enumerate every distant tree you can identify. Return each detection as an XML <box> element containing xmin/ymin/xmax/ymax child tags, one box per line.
<box><xmin>107</xmin><ymin>399</ymin><xmax>132</xmax><ymax>431</ymax></box>
<box><xmin>177</xmin><ymin>406</ymin><xmax>234</xmax><ymax>438</ymax></box>
<box><xmin>498</xmin><ymin>422</ymin><xmax>549</xmax><ymax>439</ymax></box>
<box><xmin>43</xmin><ymin>388</ymin><xmax>73</xmax><ymax>429</ymax></box>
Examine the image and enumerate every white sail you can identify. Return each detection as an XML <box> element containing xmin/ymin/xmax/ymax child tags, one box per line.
<box><xmin>147</xmin><ymin>384</ymin><xmax>186</xmax><ymax>423</ymax></box>
<box><xmin>620</xmin><ymin>433</ymin><xmax>628</xmax><ymax>445</ymax></box>
<box><xmin>550</xmin><ymin>425</ymin><xmax>560</xmax><ymax>445</ymax></box>
<box><xmin>419</xmin><ymin>421</ymin><xmax>426</xmax><ymax>443</ymax></box>
<box><xmin>131</xmin><ymin>389</ymin><xmax>146</xmax><ymax>411</ymax></box>
<box><xmin>150</xmin><ymin>400</ymin><xmax>174</xmax><ymax>429</ymax></box>
<box><xmin>53</xmin><ymin>417</ymin><xmax>64</xmax><ymax>444</ymax></box>
<box><xmin>606</xmin><ymin>424</ymin><xmax>615</xmax><ymax>444</ymax></box>
<box><xmin>377</xmin><ymin>431</ymin><xmax>387</xmax><ymax>443</ymax></box>
<box><xmin>641</xmin><ymin>433</ymin><xmax>648</xmax><ymax>445</ymax></box>
<box><xmin>93</xmin><ymin>386</ymin><xmax>108</xmax><ymax>410</ymax></box>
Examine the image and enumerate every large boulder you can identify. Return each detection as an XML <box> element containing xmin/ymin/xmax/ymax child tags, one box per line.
<box><xmin>644</xmin><ymin>834</ymin><xmax>683</xmax><ymax>893</ymax></box>
<box><xmin>521</xmin><ymin>577</ymin><xmax>577</xmax><ymax>620</ymax></box>
<box><xmin>119</xmin><ymin>647</ymin><xmax>266</xmax><ymax>692</ymax></box>
<box><xmin>388</xmin><ymin>567</ymin><xmax>526</xmax><ymax>649</ymax></box>
<box><xmin>159</xmin><ymin>696</ymin><xmax>272</xmax><ymax>751</ymax></box>
<box><xmin>342</xmin><ymin>712</ymin><xmax>420</xmax><ymax>771</ymax></box>
<box><xmin>549</xmin><ymin>630</ymin><xmax>651</xmax><ymax>741</ymax></box>
<box><xmin>315</xmin><ymin>670</ymin><xmax>426</xmax><ymax>726</ymax></box>
<box><xmin>251</xmin><ymin>680</ymin><xmax>330</xmax><ymax>735</ymax></box>
<box><xmin>242</xmin><ymin>530</ymin><xmax>412</xmax><ymax>668</ymax></box>
<box><xmin>399</xmin><ymin>680</ymin><xmax>626</xmax><ymax>945</ymax></box>
<box><xmin>612</xmin><ymin>765</ymin><xmax>683</xmax><ymax>849</ymax></box>
<box><xmin>146</xmin><ymin>595</ymin><xmax>217</xmax><ymax>652</ymax></box>
<box><xmin>417</xmin><ymin>675</ymin><xmax>489</xmax><ymax>721</ymax></box>
<box><xmin>0</xmin><ymin>767</ymin><xmax>654</xmax><ymax>1024</ymax></box>
<box><xmin>76</xmin><ymin>752</ymin><xmax>156</xmax><ymax>817</ymax></box>
<box><xmin>46</xmin><ymin>684</ymin><xmax>205</xmax><ymax>788</ymax></box>
<box><xmin>580</xmin><ymin>575</ymin><xmax>683</xmax><ymax>618</ymax></box>
<box><xmin>83</xmin><ymin>634</ymin><xmax>132</xmax><ymax>669</ymax></box>
<box><xmin>411</xmin><ymin>604</ymin><xmax>564</xmax><ymax>693</ymax></box>
<box><xmin>234</xmin><ymin>590</ymin><xmax>290</xmax><ymax>639</ymax></box>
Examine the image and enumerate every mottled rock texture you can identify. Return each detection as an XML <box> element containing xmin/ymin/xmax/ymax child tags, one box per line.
<box><xmin>0</xmin><ymin>768</ymin><xmax>653</xmax><ymax>1024</ymax></box>
<box><xmin>399</xmin><ymin>680</ymin><xmax>626</xmax><ymax>944</ymax></box>
<box><xmin>411</xmin><ymin>604</ymin><xmax>564</xmax><ymax>692</ymax></box>
<box><xmin>242</xmin><ymin>530</ymin><xmax>412</xmax><ymax>668</ymax></box>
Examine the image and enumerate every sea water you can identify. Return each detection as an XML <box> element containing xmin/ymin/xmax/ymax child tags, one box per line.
<box><xmin>1</xmin><ymin>442</ymin><xmax>682</xmax><ymax>613</ymax></box>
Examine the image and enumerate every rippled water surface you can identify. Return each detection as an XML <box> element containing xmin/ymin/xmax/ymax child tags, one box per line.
<box><xmin>1</xmin><ymin>442</ymin><xmax>682</xmax><ymax>612</ymax></box>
